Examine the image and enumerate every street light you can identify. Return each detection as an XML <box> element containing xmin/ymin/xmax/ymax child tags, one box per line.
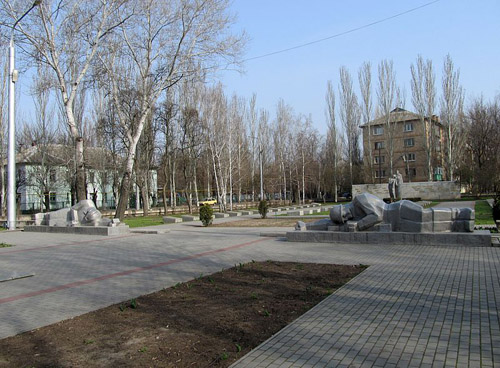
<box><xmin>7</xmin><ymin>0</ymin><xmax>41</xmax><ymax>230</ymax></box>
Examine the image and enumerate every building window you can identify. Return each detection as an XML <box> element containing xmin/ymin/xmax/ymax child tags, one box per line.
<box><xmin>49</xmin><ymin>192</ymin><xmax>57</xmax><ymax>203</ymax></box>
<box><xmin>405</xmin><ymin>168</ymin><xmax>417</xmax><ymax>177</ymax></box>
<box><xmin>404</xmin><ymin>138</ymin><xmax>415</xmax><ymax>147</ymax></box>
<box><xmin>374</xmin><ymin>141</ymin><xmax>385</xmax><ymax>150</ymax></box>
<box><xmin>374</xmin><ymin>155</ymin><xmax>385</xmax><ymax>164</ymax></box>
<box><xmin>406</xmin><ymin>153</ymin><xmax>416</xmax><ymax>161</ymax></box>
<box><xmin>404</xmin><ymin>122</ymin><xmax>414</xmax><ymax>132</ymax></box>
<box><xmin>50</xmin><ymin>169</ymin><xmax>56</xmax><ymax>183</ymax></box>
<box><xmin>375</xmin><ymin>170</ymin><xmax>386</xmax><ymax>179</ymax></box>
<box><xmin>372</xmin><ymin>125</ymin><xmax>384</xmax><ymax>135</ymax></box>
<box><xmin>89</xmin><ymin>172</ymin><xmax>95</xmax><ymax>184</ymax></box>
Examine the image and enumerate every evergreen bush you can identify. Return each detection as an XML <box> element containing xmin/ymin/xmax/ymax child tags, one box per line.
<box><xmin>199</xmin><ymin>204</ymin><xmax>214</xmax><ymax>226</ymax></box>
<box><xmin>258</xmin><ymin>200</ymin><xmax>268</xmax><ymax>219</ymax></box>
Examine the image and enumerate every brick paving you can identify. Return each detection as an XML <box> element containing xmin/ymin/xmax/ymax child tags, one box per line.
<box><xmin>232</xmin><ymin>245</ymin><xmax>500</xmax><ymax>367</ymax></box>
<box><xmin>1</xmin><ymin>221</ymin><xmax>499</xmax><ymax>367</ymax></box>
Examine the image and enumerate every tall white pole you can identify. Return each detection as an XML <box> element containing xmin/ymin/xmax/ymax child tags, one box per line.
<box><xmin>7</xmin><ymin>36</ymin><xmax>16</xmax><ymax>230</ymax></box>
<box><xmin>6</xmin><ymin>1</ymin><xmax>42</xmax><ymax>230</ymax></box>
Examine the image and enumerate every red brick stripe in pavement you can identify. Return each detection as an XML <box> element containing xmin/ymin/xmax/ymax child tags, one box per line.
<box><xmin>0</xmin><ymin>237</ymin><xmax>269</xmax><ymax>305</ymax></box>
<box><xmin>0</xmin><ymin>233</ymin><xmax>141</xmax><ymax>255</ymax></box>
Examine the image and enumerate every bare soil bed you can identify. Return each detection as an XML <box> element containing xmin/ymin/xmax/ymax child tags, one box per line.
<box><xmin>212</xmin><ymin>218</ymin><xmax>321</xmax><ymax>227</ymax></box>
<box><xmin>0</xmin><ymin>261</ymin><xmax>365</xmax><ymax>368</ymax></box>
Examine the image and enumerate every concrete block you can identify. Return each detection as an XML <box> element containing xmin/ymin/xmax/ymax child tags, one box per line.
<box><xmin>163</xmin><ymin>216</ymin><xmax>182</xmax><ymax>223</ymax></box>
<box><xmin>452</xmin><ymin>220</ymin><xmax>474</xmax><ymax>232</ymax></box>
<box><xmin>227</xmin><ymin>212</ymin><xmax>241</xmax><ymax>217</ymax></box>
<box><xmin>240</xmin><ymin>210</ymin><xmax>252</xmax><ymax>215</ymax></box>
<box><xmin>214</xmin><ymin>213</ymin><xmax>229</xmax><ymax>218</ymax></box>
<box><xmin>432</xmin><ymin>208</ymin><xmax>453</xmax><ymax>221</ymax></box>
<box><xmin>373</xmin><ymin>223</ymin><xmax>392</xmax><ymax>232</ymax></box>
<box><xmin>305</xmin><ymin>218</ymin><xmax>333</xmax><ymax>231</ymax></box>
<box><xmin>401</xmin><ymin>202</ymin><xmax>432</xmax><ymax>222</ymax></box>
<box><xmin>181</xmin><ymin>215</ymin><xmax>199</xmax><ymax>222</ymax></box>
<box><xmin>289</xmin><ymin>211</ymin><xmax>304</xmax><ymax>216</ymax></box>
<box><xmin>303</xmin><ymin>209</ymin><xmax>313</xmax><ymax>215</ymax></box>
<box><xmin>432</xmin><ymin>221</ymin><xmax>452</xmax><ymax>232</ymax></box>
<box><xmin>24</xmin><ymin>224</ymin><xmax>130</xmax><ymax>236</ymax></box>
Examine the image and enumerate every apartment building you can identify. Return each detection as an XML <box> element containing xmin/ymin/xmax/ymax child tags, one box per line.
<box><xmin>361</xmin><ymin>108</ymin><xmax>446</xmax><ymax>183</ymax></box>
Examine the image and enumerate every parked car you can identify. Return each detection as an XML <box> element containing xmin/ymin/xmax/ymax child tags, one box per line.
<box><xmin>199</xmin><ymin>197</ymin><xmax>217</xmax><ymax>206</ymax></box>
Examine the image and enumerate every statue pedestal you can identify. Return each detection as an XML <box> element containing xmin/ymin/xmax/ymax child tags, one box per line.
<box><xmin>24</xmin><ymin>224</ymin><xmax>130</xmax><ymax>236</ymax></box>
<box><xmin>286</xmin><ymin>230</ymin><xmax>491</xmax><ymax>247</ymax></box>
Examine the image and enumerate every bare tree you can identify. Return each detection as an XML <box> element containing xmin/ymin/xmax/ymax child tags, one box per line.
<box><xmin>440</xmin><ymin>54</ymin><xmax>464</xmax><ymax>181</ymax></box>
<box><xmin>274</xmin><ymin>99</ymin><xmax>292</xmax><ymax>204</ymax></box>
<box><xmin>411</xmin><ymin>55</ymin><xmax>436</xmax><ymax>181</ymax></box>
<box><xmin>247</xmin><ymin>94</ymin><xmax>258</xmax><ymax>202</ymax></box>
<box><xmin>98</xmin><ymin>0</ymin><xmax>244</xmax><ymax>219</ymax></box>
<box><xmin>358</xmin><ymin>62</ymin><xmax>374</xmax><ymax>183</ymax></box>
<box><xmin>0</xmin><ymin>0</ymin><xmax>129</xmax><ymax>201</ymax></box>
<box><xmin>19</xmin><ymin>66</ymin><xmax>65</xmax><ymax>211</ymax></box>
<box><xmin>258</xmin><ymin>109</ymin><xmax>270</xmax><ymax>201</ymax></box>
<box><xmin>338</xmin><ymin>66</ymin><xmax>360</xmax><ymax>187</ymax></box>
<box><xmin>325</xmin><ymin>80</ymin><xmax>339</xmax><ymax>202</ymax></box>
<box><xmin>377</xmin><ymin>60</ymin><xmax>399</xmax><ymax>177</ymax></box>
<box><xmin>464</xmin><ymin>97</ymin><xmax>500</xmax><ymax>194</ymax></box>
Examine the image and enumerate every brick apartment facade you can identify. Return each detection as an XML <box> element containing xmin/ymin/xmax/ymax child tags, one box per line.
<box><xmin>361</xmin><ymin>108</ymin><xmax>446</xmax><ymax>183</ymax></box>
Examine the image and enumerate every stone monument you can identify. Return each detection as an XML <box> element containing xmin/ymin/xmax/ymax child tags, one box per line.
<box><xmin>34</xmin><ymin>199</ymin><xmax>116</xmax><ymax>227</ymax></box>
<box><xmin>290</xmin><ymin>193</ymin><xmax>490</xmax><ymax>246</ymax></box>
<box><xmin>27</xmin><ymin>200</ymin><xmax>127</xmax><ymax>236</ymax></box>
<box><xmin>388</xmin><ymin>175</ymin><xmax>396</xmax><ymax>202</ymax></box>
<box><xmin>296</xmin><ymin>192</ymin><xmax>475</xmax><ymax>233</ymax></box>
<box><xmin>395</xmin><ymin>170</ymin><xmax>403</xmax><ymax>199</ymax></box>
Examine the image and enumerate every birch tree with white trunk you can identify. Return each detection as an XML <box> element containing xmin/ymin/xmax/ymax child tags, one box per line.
<box><xmin>0</xmin><ymin>0</ymin><xmax>129</xmax><ymax>202</ymax></box>
<box><xmin>440</xmin><ymin>54</ymin><xmax>464</xmax><ymax>181</ymax></box>
<box><xmin>98</xmin><ymin>0</ymin><xmax>244</xmax><ymax>219</ymax></box>
<box><xmin>377</xmin><ymin>60</ymin><xmax>399</xmax><ymax>177</ymax></box>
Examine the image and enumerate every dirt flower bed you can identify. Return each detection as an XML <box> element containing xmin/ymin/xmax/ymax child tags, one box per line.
<box><xmin>0</xmin><ymin>261</ymin><xmax>366</xmax><ymax>368</ymax></box>
<box><xmin>211</xmin><ymin>218</ymin><xmax>321</xmax><ymax>227</ymax></box>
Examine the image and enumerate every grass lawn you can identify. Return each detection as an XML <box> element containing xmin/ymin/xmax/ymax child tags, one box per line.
<box><xmin>474</xmin><ymin>200</ymin><xmax>495</xmax><ymax>225</ymax></box>
<box><xmin>122</xmin><ymin>216</ymin><xmax>164</xmax><ymax>228</ymax></box>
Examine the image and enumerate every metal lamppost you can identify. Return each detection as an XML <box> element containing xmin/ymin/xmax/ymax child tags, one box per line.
<box><xmin>7</xmin><ymin>0</ymin><xmax>41</xmax><ymax>230</ymax></box>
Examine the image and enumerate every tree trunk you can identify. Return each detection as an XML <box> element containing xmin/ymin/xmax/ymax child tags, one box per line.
<box><xmin>115</xmin><ymin>170</ymin><xmax>131</xmax><ymax>220</ymax></box>
<box><xmin>75</xmin><ymin>137</ymin><xmax>86</xmax><ymax>201</ymax></box>
<box><xmin>141</xmin><ymin>178</ymin><xmax>150</xmax><ymax>216</ymax></box>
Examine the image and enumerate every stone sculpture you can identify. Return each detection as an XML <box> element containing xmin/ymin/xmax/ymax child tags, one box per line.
<box><xmin>34</xmin><ymin>199</ymin><xmax>117</xmax><ymax>227</ymax></box>
<box><xmin>298</xmin><ymin>193</ymin><xmax>474</xmax><ymax>233</ymax></box>
<box><xmin>395</xmin><ymin>170</ymin><xmax>403</xmax><ymax>199</ymax></box>
<box><xmin>388</xmin><ymin>175</ymin><xmax>396</xmax><ymax>202</ymax></box>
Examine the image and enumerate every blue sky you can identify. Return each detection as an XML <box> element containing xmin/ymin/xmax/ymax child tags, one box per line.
<box><xmin>219</xmin><ymin>0</ymin><xmax>500</xmax><ymax>133</ymax></box>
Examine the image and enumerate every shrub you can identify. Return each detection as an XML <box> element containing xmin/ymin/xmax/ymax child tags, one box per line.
<box><xmin>493</xmin><ymin>194</ymin><xmax>500</xmax><ymax>223</ymax></box>
<box><xmin>258</xmin><ymin>200</ymin><xmax>268</xmax><ymax>219</ymax></box>
<box><xmin>199</xmin><ymin>204</ymin><xmax>214</xmax><ymax>226</ymax></box>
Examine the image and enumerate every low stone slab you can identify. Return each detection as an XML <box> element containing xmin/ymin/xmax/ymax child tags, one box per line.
<box><xmin>214</xmin><ymin>213</ymin><xmax>229</xmax><ymax>218</ymax></box>
<box><xmin>163</xmin><ymin>216</ymin><xmax>182</xmax><ymax>224</ymax></box>
<box><xmin>240</xmin><ymin>211</ymin><xmax>253</xmax><ymax>215</ymax></box>
<box><xmin>227</xmin><ymin>212</ymin><xmax>241</xmax><ymax>217</ymax></box>
<box><xmin>260</xmin><ymin>232</ymin><xmax>286</xmax><ymax>238</ymax></box>
<box><xmin>131</xmin><ymin>229</ymin><xmax>169</xmax><ymax>234</ymax></box>
<box><xmin>289</xmin><ymin>210</ymin><xmax>304</xmax><ymax>216</ymax></box>
<box><xmin>286</xmin><ymin>230</ymin><xmax>492</xmax><ymax>247</ymax></box>
<box><xmin>24</xmin><ymin>225</ymin><xmax>130</xmax><ymax>236</ymax></box>
<box><xmin>181</xmin><ymin>215</ymin><xmax>199</xmax><ymax>222</ymax></box>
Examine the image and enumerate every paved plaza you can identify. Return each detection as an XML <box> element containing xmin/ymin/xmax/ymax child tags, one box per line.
<box><xmin>0</xmin><ymin>217</ymin><xmax>499</xmax><ymax>367</ymax></box>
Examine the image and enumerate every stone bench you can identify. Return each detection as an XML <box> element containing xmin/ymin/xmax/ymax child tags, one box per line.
<box><xmin>163</xmin><ymin>216</ymin><xmax>182</xmax><ymax>224</ymax></box>
<box><xmin>181</xmin><ymin>215</ymin><xmax>199</xmax><ymax>222</ymax></box>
